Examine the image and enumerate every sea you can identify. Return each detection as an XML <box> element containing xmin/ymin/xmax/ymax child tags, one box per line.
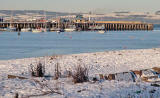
<box><xmin>0</xmin><ymin>24</ymin><xmax>160</xmax><ymax>60</ymax></box>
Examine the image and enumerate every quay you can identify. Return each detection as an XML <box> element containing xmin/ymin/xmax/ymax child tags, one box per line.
<box><xmin>0</xmin><ymin>21</ymin><xmax>153</xmax><ymax>31</ymax></box>
<box><xmin>94</xmin><ymin>21</ymin><xmax>153</xmax><ymax>31</ymax></box>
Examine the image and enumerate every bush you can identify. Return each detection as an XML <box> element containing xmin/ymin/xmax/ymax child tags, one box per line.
<box><xmin>54</xmin><ymin>63</ymin><xmax>61</xmax><ymax>80</ymax></box>
<box><xmin>29</xmin><ymin>62</ymin><xmax>45</xmax><ymax>77</ymax></box>
<box><xmin>72</xmin><ymin>64</ymin><xmax>89</xmax><ymax>83</ymax></box>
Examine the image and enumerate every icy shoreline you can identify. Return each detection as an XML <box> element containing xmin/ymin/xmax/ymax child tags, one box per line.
<box><xmin>0</xmin><ymin>48</ymin><xmax>160</xmax><ymax>98</ymax></box>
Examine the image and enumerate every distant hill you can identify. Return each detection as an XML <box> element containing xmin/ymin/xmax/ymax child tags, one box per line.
<box><xmin>0</xmin><ymin>10</ymin><xmax>160</xmax><ymax>24</ymax></box>
<box><xmin>155</xmin><ymin>11</ymin><xmax>160</xmax><ymax>15</ymax></box>
<box><xmin>0</xmin><ymin>10</ymin><xmax>75</xmax><ymax>16</ymax></box>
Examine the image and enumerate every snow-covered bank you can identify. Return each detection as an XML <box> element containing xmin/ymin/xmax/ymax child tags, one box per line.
<box><xmin>0</xmin><ymin>48</ymin><xmax>160</xmax><ymax>98</ymax></box>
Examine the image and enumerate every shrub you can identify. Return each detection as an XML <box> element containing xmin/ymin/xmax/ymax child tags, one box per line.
<box><xmin>29</xmin><ymin>62</ymin><xmax>45</xmax><ymax>77</ymax></box>
<box><xmin>72</xmin><ymin>64</ymin><xmax>89</xmax><ymax>83</ymax></box>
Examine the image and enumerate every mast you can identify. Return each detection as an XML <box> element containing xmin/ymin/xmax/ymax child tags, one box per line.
<box><xmin>89</xmin><ymin>11</ymin><xmax>92</xmax><ymax>22</ymax></box>
<box><xmin>43</xmin><ymin>10</ymin><xmax>47</xmax><ymax>31</ymax></box>
<box><xmin>10</xmin><ymin>11</ymin><xmax>13</xmax><ymax>28</ymax></box>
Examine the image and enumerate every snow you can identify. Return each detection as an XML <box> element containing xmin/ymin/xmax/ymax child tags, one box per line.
<box><xmin>0</xmin><ymin>48</ymin><xmax>160</xmax><ymax>98</ymax></box>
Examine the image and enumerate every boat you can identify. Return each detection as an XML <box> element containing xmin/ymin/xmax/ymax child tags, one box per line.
<box><xmin>0</xmin><ymin>28</ymin><xmax>6</xmax><ymax>31</ymax></box>
<box><xmin>32</xmin><ymin>28</ymin><xmax>44</xmax><ymax>33</ymax></box>
<box><xmin>21</xmin><ymin>28</ymin><xmax>31</xmax><ymax>32</ymax></box>
<box><xmin>98</xmin><ymin>30</ymin><xmax>105</xmax><ymax>34</ymax></box>
<box><xmin>56</xmin><ymin>29</ymin><xmax>64</xmax><ymax>33</ymax></box>
<box><xmin>8</xmin><ymin>11</ymin><xmax>16</xmax><ymax>32</ymax></box>
<box><xmin>64</xmin><ymin>25</ymin><xmax>76</xmax><ymax>32</ymax></box>
<box><xmin>50</xmin><ymin>28</ymin><xmax>56</xmax><ymax>31</ymax></box>
<box><xmin>51</xmin><ymin>28</ymin><xmax>64</xmax><ymax>33</ymax></box>
<box><xmin>65</xmin><ymin>28</ymin><xmax>76</xmax><ymax>32</ymax></box>
<box><xmin>56</xmin><ymin>30</ymin><xmax>61</xmax><ymax>33</ymax></box>
<box><xmin>6</xmin><ymin>26</ymin><xmax>17</xmax><ymax>32</ymax></box>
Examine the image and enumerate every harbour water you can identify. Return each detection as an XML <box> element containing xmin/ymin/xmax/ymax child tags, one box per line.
<box><xmin>0</xmin><ymin>26</ymin><xmax>160</xmax><ymax>60</ymax></box>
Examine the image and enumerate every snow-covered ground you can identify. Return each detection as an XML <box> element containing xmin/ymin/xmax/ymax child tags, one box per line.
<box><xmin>0</xmin><ymin>48</ymin><xmax>160</xmax><ymax>98</ymax></box>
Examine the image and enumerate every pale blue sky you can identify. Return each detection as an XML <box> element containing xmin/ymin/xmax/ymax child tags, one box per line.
<box><xmin>0</xmin><ymin>0</ymin><xmax>159</xmax><ymax>13</ymax></box>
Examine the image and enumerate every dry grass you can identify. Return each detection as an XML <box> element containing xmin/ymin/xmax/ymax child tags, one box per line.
<box><xmin>54</xmin><ymin>63</ymin><xmax>61</xmax><ymax>80</ymax></box>
<box><xmin>29</xmin><ymin>62</ymin><xmax>45</xmax><ymax>77</ymax></box>
<box><xmin>72</xmin><ymin>64</ymin><xmax>89</xmax><ymax>83</ymax></box>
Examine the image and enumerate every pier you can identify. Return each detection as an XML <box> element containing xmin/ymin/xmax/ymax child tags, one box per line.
<box><xmin>0</xmin><ymin>21</ymin><xmax>153</xmax><ymax>31</ymax></box>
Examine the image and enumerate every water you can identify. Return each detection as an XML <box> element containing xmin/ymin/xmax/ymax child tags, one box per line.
<box><xmin>0</xmin><ymin>28</ymin><xmax>160</xmax><ymax>60</ymax></box>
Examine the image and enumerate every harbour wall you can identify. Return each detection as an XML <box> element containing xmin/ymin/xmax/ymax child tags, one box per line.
<box><xmin>0</xmin><ymin>21</ymin><xmax>153</xmax><ymax>31</ymax></box>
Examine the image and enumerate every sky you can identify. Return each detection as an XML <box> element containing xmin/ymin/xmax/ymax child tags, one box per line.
<box><xmin>0</xmin><ymin>0</ymin><xmax>159</xmax><ymax>13</ymax></box>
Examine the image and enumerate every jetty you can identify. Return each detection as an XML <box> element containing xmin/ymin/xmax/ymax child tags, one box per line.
<box><xmin>0</xmin><ymin>21</ymin><xmax>153</xmax><ymax>31</ymax></box>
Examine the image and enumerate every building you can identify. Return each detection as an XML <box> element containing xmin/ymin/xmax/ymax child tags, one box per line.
<box><xmin>74</xmin><ymin>14</ymin><xmax>88</xmax><ymax>23</ymax></box>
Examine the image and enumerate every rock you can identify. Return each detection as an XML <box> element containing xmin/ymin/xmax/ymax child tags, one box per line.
<box><xmin>151</xmin><ymin>83</ymin><xmax>160</xmax><ymax>87</ymax></box>
<box><xmin>141</xmin><ymin>77</ymin><xmax>149</xmax><ymax>82</ymax></box>
<box><xmin>99</xmin><ymin>74</ymin><xmax>104</xmax><ymax>80</ymax></box>
<box><xmin>147</xmin><ymin>76</ymin><xmax>158</xmax><ymax>79</ymax></box>
<box><xmin>108</xmin><ymin>74</ymin><xmax>115</xmax><ymax>80</ymax></box>
<box><xmin>92</xmin><ymin>77</ymin><xmax>98</xmax><ymax>82</ymax></box>
<box><xmin>152</xmin><ymin>67</ymin><xmax>160</xmax><ymax>74</ymax></box>
<box><xmin>141</xmin><ymin>69</ymin><xmax>156</xmax><ymax>78</ymax></box>
<box><xmin>149</xmin><ymin>89</ymin><xmax>156</xmax><ymax>93</ymax></box>
<box><xmin>135</xmin><ymin>90</ymin><xmax>141</xmax><ymax>94</ymax></box>
<box><xmin>118</xmin><ymin>53</ymin><xmax>122</xmax><ymax>55</ymax></box>
<box><xmin>104</xmin><ymin>75</ymin><xmax>108</xmax><ymax>80</ymax></box>
<box><xmin>131</xmin><ymin>70</ymin><xmax>142</xmax><ymax>77</ymax></box>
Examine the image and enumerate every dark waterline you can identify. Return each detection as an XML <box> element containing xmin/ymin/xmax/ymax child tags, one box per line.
<box><xmin>0</xmin><ymin>29</ymin><xmax>160</xmax><ymax>60</ymax></box>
